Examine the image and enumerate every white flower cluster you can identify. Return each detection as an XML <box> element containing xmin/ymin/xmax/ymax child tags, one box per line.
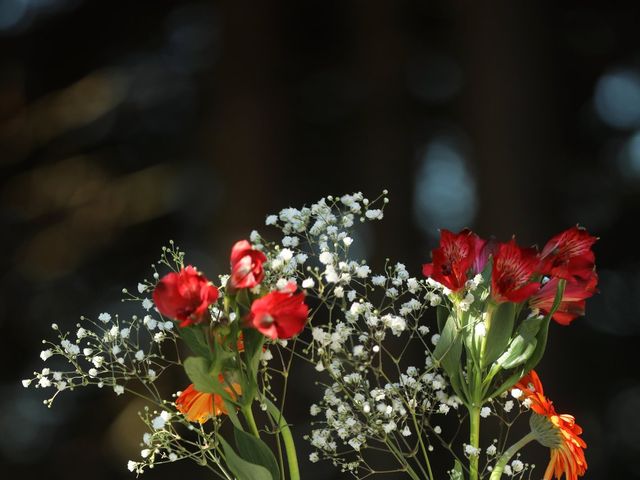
<box><xmin>306</xmin><ymin>359</ymin><xmax>464</xmax><ymax>475</ymax></box>
<box><xmin>127</xmin><ymin>404</ymin><xmax>228</xmax><ymax>476</ymax></box>
<box><xmin>266</xmin><ymin>192</ymin><xmax>384</xmax><ymax>237</ymax></box>
<box><xmin>253</xmin><ymin>192</ymin><xmax>463</xmax><ymax>476</ymax></box>
<box><xmin>485</xmin><ymin>450</ymin><xmax>535</xmax><ymax>479</ymax></box>
<box><xmin>23</xmin><ymin>309</ymin><xmax>178</xmax><ymax>407</ymax></box>
<box><xmin>247</xmin><ymin>192</ymin><xmax>390</xmax><ymax>296</ymax></box>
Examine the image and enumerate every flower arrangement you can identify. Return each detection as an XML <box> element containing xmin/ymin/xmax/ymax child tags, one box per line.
<box><xmin>23</xmin><ymin>191</ymin><xmax>596</xmax><ymax>480</ymax></box>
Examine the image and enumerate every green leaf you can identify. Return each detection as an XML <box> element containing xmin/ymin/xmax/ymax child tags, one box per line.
<box><xmin>433</xmin><ymin>314</ymin><xmax>463</xmax><ymax>382</ymax></box>
<box><xmin>493</xmin><ymin>315</ymin><xmax>542</xmax><ymax>372</ymax></box>
<box><xmin>480</xmin><ymin>257</ymin><xmax>493</xmax><ymax>285</ymax></box>
<box><xmin>517</xmin><ymin>314</ymin><xmax>545</xmax><ymax>338</ymax></box>
<box><xmin>436</xmin><ymin>305</ymin><xmax>448</xmax><ymax>332</ymax></box>
<box><xmin>495</xmin><ymin>336</ymin><xmax>526</xmax><ymax>368</ymax></box>
<box><xmin>449</xmin><ymin>365</ymin><xmax>467</xmax><ymax>404</ymax></box>
<box><xmin>234</xmin><ymin>426</ymin><xmax>280</xmax><ymax>480</ymax></box>
<box><xmin>179</xmin><ymin>326</ymin><xmax>212</xmax><ymax>360</ymax></box>
<box><xmin>519</xmin><ymin>316</ymin><xmax>550</xmax><ymax>373</ymax></box>
<box><xmin>218</xmin><ymin>435</ymin><xmax>273</xmax><ymax>480</ymax></box>
<box><xmin>489</xmin><ymin>281</ymin><xmax>566</xmax><ymax>399</ymax></box>
<box><xmin>183</xmin><ymin>356</ymin><xmax>216</xmax><ymax>393</ymax></box>
<box><xmin>242</xmin><ymin>328</ymin><xmax>265</xmax><ymax>376</ymax></box>
<box><xmin>482</xmin><ymin>302</ymin><xmax>515</xmax><ymax>368</ymax></box>
<box><xmin>520</xmin><ymin>279</ymin><xmax>566</xmax><ymax>373</ymax></box>
<box><xmin>224</xmin><ymin>397</ymin><xmax>243</xmax><ymax>431</ymax></box>
<box><xmin>235</xmin><ymin>288</ymin><xmax>253</xmax><ymax>312</ymax></box>
<box><xmin>501</xmin><ymin>338</ymin><xmax>538</xmax><ymax>369</ymax></box>
<box><xmin>450</xmin><ymin>459</ymin><xmax>465</xmax><ymax>480</ymax></box>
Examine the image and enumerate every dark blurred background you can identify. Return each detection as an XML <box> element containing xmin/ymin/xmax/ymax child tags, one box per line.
<box><xmin>1</xmin><ymin>1</ymin><xmax>640</xmax><ymax>479</ymax></box>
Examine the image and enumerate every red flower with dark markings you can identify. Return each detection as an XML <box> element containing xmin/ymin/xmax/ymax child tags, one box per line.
<box><xmin>230</xmin><ymin>240</ymin><xmax>267</xmax><ymax>290</ymax></box>
<box><xmin>152</xmin><ymin>266</ymin><xmax>219</xmax><ymax>327</ymax></box>
<box><xmin>249</xmin><ymin>289</ymin><xmax>309</xmax><ymax>339</ymax></box>
<box><xmin>492</xmin><ymin>239</ymin><xmax>541</xmax><ymax>303</ymax></box>
<box><xmin>472</xmin><ymin>235</ymin><xmax>494</xmax><ymax>275</ymax></box>
<box><xmin>529</xmin><ymin>274</ymin><xmax>598</xmax><ymax>325</ymax></box>
<box><xmin>422</xmin><ymin>229</ymin><xmax>485</xmax><ymax>292</ymax></box>
<box><xmin>539</xmin><ymin>226</ymin><xmax>597</xmax><ymax>281</ymax></box>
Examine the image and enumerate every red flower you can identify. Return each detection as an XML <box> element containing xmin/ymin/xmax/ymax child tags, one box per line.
<box><xmin>230</xmin><ymin>240</ymin><xmax>268</xmax><ymax>289</ymax></box>
<box><xmin>249</xmin><ymin>289</ymin><xmax>309</xmax><ymax>339</ymax></box>
<box><xmin>529</xmin><ymin>274</ymin><xmax>598</xmax><ymax>325</ymax></box>
<box><xmin>516</xmin><ymin>371</ymin><xmax>587</xmax><ymax>480</ymax></box>
<box><xmin>422</xmin><ymin>229</ymin><xmax>485</xmax><ymax>292</ymax></box>
<box><xmin>152</xmin><ymin>266</ymin><xmax>219</xmax><ymax>327</ymax></box>
<box><xmin>539</xmin><ymin>226</ymin><xmax>597</xmax><ymax>282</ymax></box>
<box><xmin>492</xmin><ymin>239</ymin><xmax>541</xmax><ymax>303</ymax></box>
<box><xmin>472</xmin><ymin>235</ymin><xmax>494</xmax><ymax>276</ymax></box>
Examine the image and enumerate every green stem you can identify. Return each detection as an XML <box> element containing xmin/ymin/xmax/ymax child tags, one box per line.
<box><xmin>489</xmin><ymin>432</ymin><xmax>536</xmax><ymax>480</ymax></box>
<box><xmin>241</xmin><ymin>406</ymin><xmax>260</xmax><ymax>438</ymax></box>
<box><xmin>265</xmin><ymin>399</ymin><xmax>300</xmax><ymax>480</ymax></box>
<box><xmin>469</xmin><ymin>405</ymin><xmax>481</xmax><ymax>480</ymax></box>
<box><xmin>411</xmin><ymin>413</ymin><xmax>434</xmax><ymax>480</ymax></box>
<box><xmin>267</xmin><ymin>413</ymin><xmax>286</xmax><ymax>480</ymax></box>
<box><xmin>468</xmin><ymin>315</ymin><xmax>486</xmax><ymax>480</ymax></box>
<box><xmin>385</xmin><ymin>438</ymin><xmax>422</xmax><ymax>480</ymax></box>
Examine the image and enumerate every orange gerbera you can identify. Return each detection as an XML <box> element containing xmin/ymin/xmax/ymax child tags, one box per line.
<box><xmin>176</xmin><ymin>374</ymin><xmax>242</xmax><ymax>423</ymax></box>
<box><xmin>516</xmin><ymin>371</ymin><xmax>587</xmax><ymax>480</ymax></box>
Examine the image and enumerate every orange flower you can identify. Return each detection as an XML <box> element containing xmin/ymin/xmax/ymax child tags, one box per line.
<box><xmin>176</xmin><ymin>374</ymin><xmax>242</xmax><ymax>423</ymax></box>
<box><xmin>214</xmin><ymin>331</ymin><xmax>246</xmax><ymax>353</ymax></box>
<box><xmin>516</xmin><ymin>371</ymin><xmax>587</xmax><ymax>480</ymax></box>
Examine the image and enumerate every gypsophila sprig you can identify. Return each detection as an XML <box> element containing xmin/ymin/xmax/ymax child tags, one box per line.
<box><xmin>26</xmin><ymin>310</ymin><xmax>179</xmax><ymax>407</ymax></box>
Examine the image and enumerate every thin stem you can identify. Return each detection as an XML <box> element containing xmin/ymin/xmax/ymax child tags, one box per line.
<box><xmin>265</xmin><ymin>399</ymin><xmax>300</xmax><ymax>480</ymax></box>
<box><xmin>489</xmin><ymin>432</ymin><xmax>536</xmax><ymax>480</ymax></box>
<box><xmin>385</xmin><ymin>438</ymin><xmax>422</xmax><ymax>480</ymax></box>
<box><xmin>395</xmin><ymin>433</ymin><xmax>430</xmax><ymax>479</ymax></box>
<box><xmin>411</xmin><ymin>413</ymin><xmax>434</xmax><ymax>480</ymax></box>
<box><xmin>265</xmin><ymin>411</ymin><xmax>286</xmax><ymax>480</ymax></box>
<box><xmin>242</xmin><ymin>405</ymin><xmax>260</xmax><ymax>438</ymax></box>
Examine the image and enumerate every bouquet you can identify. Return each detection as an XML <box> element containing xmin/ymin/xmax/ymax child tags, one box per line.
<box><xmin>24</xmin><ymin>191</ymin><xmax>596</xmax><ymax>480</ymax></box>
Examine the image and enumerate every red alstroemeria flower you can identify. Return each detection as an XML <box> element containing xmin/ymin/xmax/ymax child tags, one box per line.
<box><xmin>176</xmin><ymin>374</ymin><xmax>242</xmax><ymax>423</ymax></box>
<box><xmin>249</xmin><ymin>289</ymin><xmax>309</xmax><ymax>339</ymax></box>
<box><xmin>422</xmin><ymin>229</ymin><xmax>485</xmax><ymax>292</ymax></box>
<box><xmin>539</xmin><ymin>226</ymin><xmax>597</xmax><ymax>281</ymax></box>
<box><xmin>492</xmin><ymin>239</ymin><xmax>541</xmax><ymax>303</ymax></box>
<box><xmin>230</xmin><ymin>240</ymin><xmax>268</xmax><ymax>290</ymax></box>
<box><xmin>153</xmin><ymin>266</ymin><xmax>219</xmax><ymax>327</ymax></box>
<box><xmin>472</xmin><ymin>235</ymin><xmax>494</xmax><ymax>276</ymax></box>
<box><xmin>529</xmin><ymin>274</ymin><xmax>598</xmax><ymax>325</ymax></box>
<box><xmin>516</xmin><ymin>371</ymin><xmax>587</xmax><ymax>480</ymax></box>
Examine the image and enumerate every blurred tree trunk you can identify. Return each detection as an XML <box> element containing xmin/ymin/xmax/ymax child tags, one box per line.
<box><xmin>351</xmin><ymin>0</ymin><xmax>416</xmax><ymax>262</ymax></box>
<box><xmin>206</xmin><ymin>1</ymin><xmax>288</xmax><ymax>248</ymax></box>
<box><xmin>455</xmin><ymin>0</ymin><xmax>558</xmax><ymax>244</ymax></box>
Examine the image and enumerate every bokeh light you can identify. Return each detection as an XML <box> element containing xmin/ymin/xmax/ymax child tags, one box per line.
<box><xmin>616</xmin><ymin>130</ymin><xmax>640</xmax><ymax>180</ymax></box>
<box><xmin>594</xmin><ymin>69</ymin><xmax>640</xmax><ymax>129</ymax></box>
<box><xmin>414</xmin><ymin>135</ymin><xmax>477</xmax><ymax>236</ymax></box>
<box><xmin>0</xmin><ymin>0</ymin><xmax>28</xmax><ymax>31</ymax></box>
